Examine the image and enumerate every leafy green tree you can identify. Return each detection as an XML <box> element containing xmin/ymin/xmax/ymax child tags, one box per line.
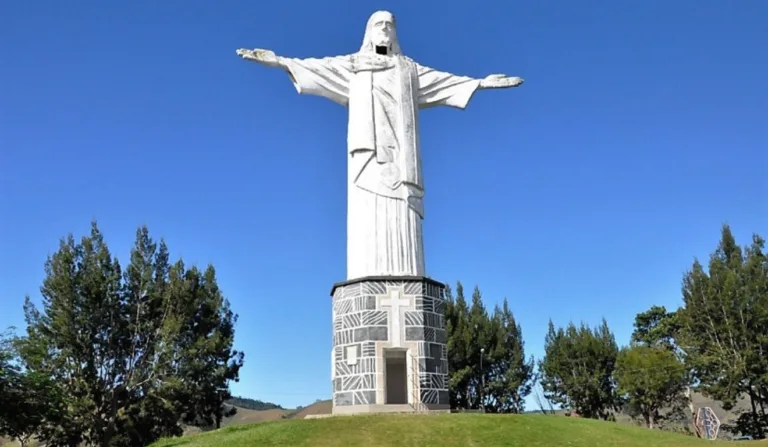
<box><xmin>0</xmin><ymin>330</ymin><xmax>65</xmax><ymax>447</ymax></box>
<box><xmin>676</xmin><ymin>225</ymin><xmax>768</xmax><ymax>439</ymax></box>
<box><xmin>16</xmin><ymin>222</ymin><xmax>245</xmax><ymax>446</ymax></box>
<box><xmin>539</xmin><ymin>319</ymin><xmax>619</xmax><ymax>420</ymax></box>
<box><xmin>615</xmin><ymin>345</ymin><xmax>688</xmax><ymax>429</ymax></box>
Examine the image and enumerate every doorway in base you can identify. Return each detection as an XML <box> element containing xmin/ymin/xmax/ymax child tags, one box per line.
<box><xmin>384</xmin><ymin>349</ymin><xmax>408</xmax><ymax>405</ymax></box>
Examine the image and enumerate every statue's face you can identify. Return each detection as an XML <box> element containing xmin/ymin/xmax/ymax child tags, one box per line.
<box><xmin>370</xmin><ymin>14</ymin><xmax>395</xmax><ymax>49</ymax></box>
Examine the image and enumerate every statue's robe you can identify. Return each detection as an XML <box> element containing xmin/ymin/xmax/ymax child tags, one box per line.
<box><xmin>281</xmin><ymin>52</ymin><xmax>480</xmax><ymax>279</ymax></box>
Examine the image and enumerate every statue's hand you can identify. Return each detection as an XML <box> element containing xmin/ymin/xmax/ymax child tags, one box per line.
<box><xmin>236</xmin><ymin>48</ymin><xmax>281</xmax><ymax>67</ymax></box>
<box><xmin>480</xmin><ymin>74</ymin><xmax>524</xmax><ymax>89</ymax></box>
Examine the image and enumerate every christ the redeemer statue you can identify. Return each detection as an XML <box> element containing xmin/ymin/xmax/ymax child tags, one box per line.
<box><xmin>237</xmin><ymin>11</ymin><xmax>522</xmax><ymax>280</ymax></box>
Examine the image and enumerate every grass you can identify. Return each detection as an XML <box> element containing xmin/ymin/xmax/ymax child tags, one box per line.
<box><xmin>149</xmin><ymin>413</ymin><xmax>768</xmax><ymax>447</ymax></box>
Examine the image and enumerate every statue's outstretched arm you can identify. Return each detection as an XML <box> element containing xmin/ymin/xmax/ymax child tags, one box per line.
<box><xmin>236</xmin><ymin>48</ymin><xmax>284</xmax><ymax>68</ymax></box>
<box><xmin>479</xmin><ymin>74</ymin><xmax>524</xmax><ymax>89</ymax></box>
<box><xmin>236</xmin><ymin>48</ymin><xmax>352</xmax><ymax>106</ymax></box>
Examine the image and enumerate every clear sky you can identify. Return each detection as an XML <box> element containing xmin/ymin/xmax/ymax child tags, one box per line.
<box><xmin>1</xmin><ymin>0</ymin><xmax>766</xmax><ymax>410</ymax></box>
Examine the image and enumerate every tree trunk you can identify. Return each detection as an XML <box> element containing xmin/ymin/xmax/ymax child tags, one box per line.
<box><xmin>686</xmin><ymin>387</ymin><xmax>701</xmax><ymax>438</ymax></box>
<box><xmin>100</xmin><ymin>391</ymin><xmax>119</xmax><ymax>447</ymax></box>
<box><xmin>748</xmin><ymin>388</ymin><xmax>765</xmax><ymax>439</ymax></box>
<box><xmin>643</xmin><ymin>413</ymin><xmax>651</xmax><ymax>429</ymax></box>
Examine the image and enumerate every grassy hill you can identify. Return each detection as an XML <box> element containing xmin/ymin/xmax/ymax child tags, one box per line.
<box><xmin>1</xmin><ymin>394</ymin><xmax>759</xmax><ymax>446</ymax></box>
<box><xmin>151</xmin><ymin>413</ymin><xmax>768</xmax><ymax>447</ymax></box>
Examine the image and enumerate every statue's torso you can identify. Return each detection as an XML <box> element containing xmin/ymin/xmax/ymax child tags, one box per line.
<box><xmin>348</xmin><ymin>55</ymin><xmax>423</xmax><ymax>213</ymax></box>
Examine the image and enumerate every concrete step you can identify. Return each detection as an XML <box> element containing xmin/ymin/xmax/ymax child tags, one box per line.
<box><xmin>328</xmin><ymin>403</ymin><xmax>422</xmax><ymax>417</ymax></box>
<box><xmin>368</xmin><ymin>404</ymin><xmax>416</xmax><ymax>413</ymax></box>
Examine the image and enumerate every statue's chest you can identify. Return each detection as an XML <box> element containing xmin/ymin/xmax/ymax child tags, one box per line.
<box><xmin>370</xmin><ymin>61</ymin><xmax>417</xmax><ymax>99</ymax></box>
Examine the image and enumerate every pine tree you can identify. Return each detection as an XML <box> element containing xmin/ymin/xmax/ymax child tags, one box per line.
<box><xmin>446</xmin><ymin>282</ymin><xmax>472</xmax><ymax>409</ymax></box>
<box><xmin>631</xmin><ymin>306</ymin><xmax>681</xmax><ymax>353</ymax></box>
<box><xmin>467</xmin><ymin>286</ymin><xmax>492</xmax><ymax>410</ymax></box>
<box><xmin>676</xmin><ymin>225</ymin><xmax>768</xmax><ymax>439</ymax></box>
<box><xmin>484</xmin><ymin>299</ymin><xmax>534</xmax><ymax>413</ymax></box>
<box><xmin>15</xmin><ymin>222</ymin><xmax>245</xmax><ymax>446</ymax></box>
<box><xmin>444</xmin><ymin>283</ymin><xmax>533</xmax><ymax>412</ymax></box>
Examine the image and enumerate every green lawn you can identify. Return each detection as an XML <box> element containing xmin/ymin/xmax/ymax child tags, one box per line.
<box><xmin>150</xmin><ymin>413</ymin><xmax>765</xmax><ymax>447</ymax></box>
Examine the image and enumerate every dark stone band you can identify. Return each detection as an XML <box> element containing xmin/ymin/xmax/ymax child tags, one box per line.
<box><xmin>330</xmin><ymin>275</ymin><xmax>446</xmax><ymax>297</ymax></box>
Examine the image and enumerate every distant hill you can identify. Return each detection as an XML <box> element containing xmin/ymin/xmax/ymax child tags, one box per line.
<box><xmin>283</xmin><ymin>399</ymin><xmax>333</xmax><ymax>419</ymax></box>
<box><xmin>225</xmin><ymin>396</ymin><xmax>283</xmax><ymax>411</ymax></box>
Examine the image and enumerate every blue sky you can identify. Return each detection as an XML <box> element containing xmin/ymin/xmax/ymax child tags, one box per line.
<box><xmin>1</xmin><ymin>1</ymin><xmax>766</xmax><ymax>410</ymax></box>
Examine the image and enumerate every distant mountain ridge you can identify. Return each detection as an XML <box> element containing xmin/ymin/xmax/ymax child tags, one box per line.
<box><xmin>225</xmin><ymin>396</ymin><xmax>284</xmax><ymax>411</ymax></box>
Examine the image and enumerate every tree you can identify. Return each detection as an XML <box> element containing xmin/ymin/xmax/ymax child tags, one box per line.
<box><xmin>631</xmin><ymin>306</ymin><xmax>681</xmax><ymax>353</ymax></box>
<box><xmin>16</xmin><ymin>222</ymin><xmax>245</xmax><ymax>446</ymax></box>
<box><xmin>539</xmin><ymin>319</ymin><xmax>619</xmax><ymax>420</ymax></box>
<box><xmin>445</xmin><ymin>282</ymin><xmax>473</xmax><ymax>409</ymax></box>
<box><xmin>0</xmin><ymin>329</ymin><xmax>15</xmax><ymax>426</ymax></box>
<box><xmin>615</xmin><ymin>345</ymin><xmax>688</xmax><ymax>429</ymax></box>
<box><xmin>483</xmin><ymin>299</ymin><xmax>534</xmax><ymax>413</ymax></box>
<box><xmin>445</xmin><ymin>283</ymin><xmax>533</xmax><ymax>413</ymax></box>
<box><xmin>676</xmin><ymin>225</ymin><xmax>768</xmax><ymax>439</ymax></box>
<box><xmin>0</xmin><ymin>330</ymin><xmax>63</xmax><ymax>447</ymax></box>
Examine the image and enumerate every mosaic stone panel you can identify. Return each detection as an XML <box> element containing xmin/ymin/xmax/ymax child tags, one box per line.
<box><xmin>331</xmin><ymin>277</ymin><xmax>449</xmax><ymax>407</ymax></box>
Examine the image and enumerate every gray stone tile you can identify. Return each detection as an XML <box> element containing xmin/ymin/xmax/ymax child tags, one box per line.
<box><xmin>362</xmin><ymin>341</ymin><xmax>376</xmax><ymax>357</ymax></box>
<box><xmin>426</xmin><ymin>356</ymin><xmax>436</xmax><ymax>373</ymax></box>
<box><xmin>424</xmin><ymin>327</ymin><xmax>436</xmax><ymax>342</ymax></box>
<box><xmin>425</xmin><ymin>313</ymin><xmax>440</xmax><ymax>328</ymax></box>
<box><xmin>341</xmin><ymin>283</ymin><xmax>360</xmax><ymax>299</ymax></box>
<box><xmin>353</xmin><ymin>327</ymin><xmax>369</xmax><ymax>341</ymax></box>
<box><xmin>361</xmin><ymin>310</ymin><xmax>387</xmax><ymax>325</ymax></box>
<box><xmin>356</xmin><ymin>295</ymin><xmax>377</xmax><ymax>311</ymax></box>
<box><xmin>404</xmin><ymin>311</ymin><xmax>424</xmax><ymax>326</ymax></box>
<box><xmin>404</xmin><ymin>281</ymin><xmax>424</xmax><ymax>295</ymax></box>
<box><xmin>421</xmin><ymin>389</ymin><xmax>438</xmax><ymax>404</ymax></box>
<box><xmin>362</xmin><ymin>281</ymin><xmax>386</xmax><ymax>295</ymax></box>
<box><xmin>418</xmin><ymin>297</ymin><xmax>434</xmax><ymax>313</ymax></box>
<box><xmin>335</xmin><ymin>392</ymin><xmax>353</xmax><ymax>406</ymax></box>
<box><xmin>405</xmin><ymin>327</ymin><xmax>425</xmax><ymax>341</ymax></box>
<box><xmin>341</xmin><ymin>313</ymin><xmax>362</xmax><ymax>329</ymax></box>
<box><xmin>368</xmin><ymin>326</ymin><xmax>388</xmax><ymax>341</ymax></box>
<box><xmin>355</xmin><ymin>390</ymin><xmax>376</xmax><ymax>405</ymax></box>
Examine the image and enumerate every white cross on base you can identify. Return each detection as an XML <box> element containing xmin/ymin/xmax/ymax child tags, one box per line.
<box><xmin>381</xmin><ymin>290</ymin><xmax>409</xmax><ymax>347</ymax></box>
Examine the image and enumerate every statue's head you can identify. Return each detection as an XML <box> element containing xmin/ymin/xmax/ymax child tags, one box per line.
<box><xmin>360</xmin><ymin>10</ymin><xmax>401</xmax><ymax>56</ymax></box>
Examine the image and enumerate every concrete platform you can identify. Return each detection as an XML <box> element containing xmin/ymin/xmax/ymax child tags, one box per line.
<box><xmin>305</xmin><ymin>404</ymin><xmax>450</xmax><ymax>419</ymax></box>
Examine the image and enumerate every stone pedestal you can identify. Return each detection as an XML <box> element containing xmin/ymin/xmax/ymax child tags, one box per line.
<box><xmin>330</xmin><ymin>276</ymin><xmax>450</xmax><ymax>414</ymax></box>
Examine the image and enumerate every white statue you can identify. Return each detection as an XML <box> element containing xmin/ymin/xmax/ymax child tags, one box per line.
<box><xmin>237</xmin><ymin>11</ymin><xmax>523</xmax><ymax>280</ymax></box>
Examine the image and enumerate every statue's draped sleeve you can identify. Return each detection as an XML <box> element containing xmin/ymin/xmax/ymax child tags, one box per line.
<box><xmin>416</xmin><ymin>63</ymin><xmax>481</xmax><ymax>110</ymax></box>
<box><xmin>280</xmin><ymin>56</ymin><xmax>355</xmax><ymax>106</ymax></box>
